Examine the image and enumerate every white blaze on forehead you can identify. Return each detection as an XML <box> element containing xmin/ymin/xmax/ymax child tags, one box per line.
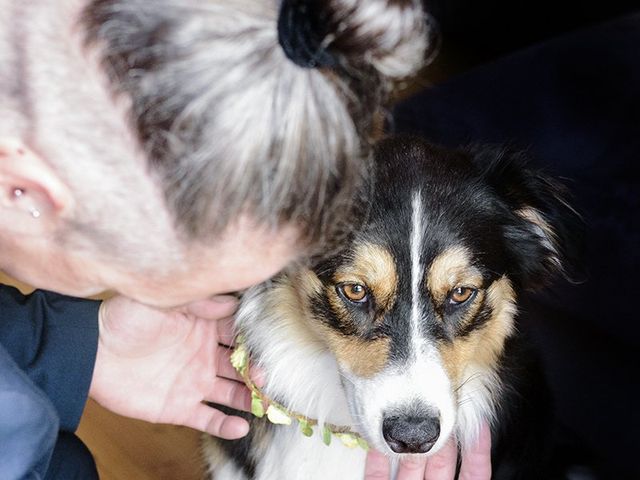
<box><xmin>340</xmin><ymin>191</ymin><xmax>460</xmax><ymax>457</ymax></box>
<box><xmin>410</xmin><ymin>191</ymin><xmax>424</xmax><ymax>355</ymax></box>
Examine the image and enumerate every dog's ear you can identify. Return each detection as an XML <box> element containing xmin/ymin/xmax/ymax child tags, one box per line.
<box><xmin>470</xmin><ymin>146</ymin><xmax>583</xmax><ymax>290</ymax></box>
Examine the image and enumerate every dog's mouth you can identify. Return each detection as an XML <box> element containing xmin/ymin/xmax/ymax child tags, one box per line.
<box><xmin>339</xmin><ymin>355</ymin><xmax>459</xmax><ymax>458</ymax></box>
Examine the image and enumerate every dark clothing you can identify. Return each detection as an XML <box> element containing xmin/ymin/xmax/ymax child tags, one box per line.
<box><xmin>44</xmin><ymin>432</ymin><xmax>99</xmax><ymax>480</ymax></box>
<box><xmin>0</xmin><ymin>345</ymin><xmax>58</xmax><ymax>479</ymax></box>
<box><xmin>0</xmin><ymin>285</ymin><xmax>100</xmax><ymax>479</ymax></box>
<box><xmin>394</xmin><ymin>12</ymin><xmax>640</xmax><ymax>478</ymax></box>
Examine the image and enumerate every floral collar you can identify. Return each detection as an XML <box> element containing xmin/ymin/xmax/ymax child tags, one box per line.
<box><xmin>230</xmin><ymin>335</ymin><xmax>369</xmax><ymax>450</ymax></box>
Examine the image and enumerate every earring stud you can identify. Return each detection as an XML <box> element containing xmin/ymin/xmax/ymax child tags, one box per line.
<box><xmin>12</xmin><ymin>188</ymin><xmax>40</xmax><ymax>218</ymax></box>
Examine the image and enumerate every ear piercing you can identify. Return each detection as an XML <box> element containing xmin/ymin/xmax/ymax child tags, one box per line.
<box><xmin>12</xmin><ymin>188</ymin><xmax>40</xmax><ymax>218</ymax></box>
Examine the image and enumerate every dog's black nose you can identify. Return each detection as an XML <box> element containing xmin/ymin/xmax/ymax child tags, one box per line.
<box><xmin>382</xmin><ymin>413</ymin><xmax>440</xmax><ymax>454</ymax></box>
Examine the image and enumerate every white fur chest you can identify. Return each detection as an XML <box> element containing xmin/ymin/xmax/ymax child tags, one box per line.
<box><xmin>255</xmin><ymin>427</ymin><xmax>367</xmax><ymax>480</ymax></box>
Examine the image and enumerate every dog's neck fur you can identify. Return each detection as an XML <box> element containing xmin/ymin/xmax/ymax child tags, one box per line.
<box><xmin>236</xmin><ymin>280</ymin><xmax>357</xmax><ymax>430</ymax></box>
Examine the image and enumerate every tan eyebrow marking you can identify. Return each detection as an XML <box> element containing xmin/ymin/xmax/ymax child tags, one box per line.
<box><xmin>426</xmin><ymin>246</ymin><xmax>482</xmax><ymax>303</ymax></box>
<box><xmin>334</xmin><ymin>243</ymin><xmax>398</xmax><ymax>319</ymax></box>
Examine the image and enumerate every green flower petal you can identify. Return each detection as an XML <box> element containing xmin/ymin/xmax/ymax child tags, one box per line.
<box><xmin>230</xmin><ymin>344</ymin><xmax>248</xmax><ymax>373</ymax></box>
<box><xmin>266</xmin><ymin>405</ymin><xmax>292</xmax><ymax>425</ymax></box>
<box><xmin>251</xmin><ymin>391</ymin><xmax>264</xmax><ymax>418</ymax></box>
<box><xmin>336</xmin><ymin>433</ymin><xmax>359</xmax><ymax>448</ymax></box>
<box><xmin>356</xmin><ymin>437</ymin><xmax>369</xmax><ymax>451</ymax></box>
<box><xmin>299</xmin><ymin>419</ymin><xmax>314</xmax><ymax>437</ymax></box>
<box><xmin>322</xmin><ymin>426</ymin><xmax>332</xmax><ymax>446</ymax></box>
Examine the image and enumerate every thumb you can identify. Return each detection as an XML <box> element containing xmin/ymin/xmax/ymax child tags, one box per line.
<box><xmin>183</xmin><ymin>295</ymin><xmax>238</xmax><ymax>320</ymax></box>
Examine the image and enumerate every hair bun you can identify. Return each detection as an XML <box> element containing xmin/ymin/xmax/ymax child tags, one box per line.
<box><xmin>279</xmin><ymin>0</ymin><xmax>429</xmax><ymax>78</ymax></box>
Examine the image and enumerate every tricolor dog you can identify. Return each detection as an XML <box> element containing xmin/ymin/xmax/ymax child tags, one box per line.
<box><xmin>203</xmin><ymin>136</ymin><xmax>579</xmax><ymax>479</ymax></box>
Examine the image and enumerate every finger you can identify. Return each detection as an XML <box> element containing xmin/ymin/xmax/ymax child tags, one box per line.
<box><xmin>396</xmin><ymin>455</ymin><xmax>428</xmax><ymax>480</ymax></box>
<box><xmin>217</xmin><ymin>316</ymin><xmax>238</xmax><ymax>347</ymax></box>
<box><xmin>424</xmin><ymin>438</ymin><xmax>458</xmax><ymax>480</ymax></box>
<box><xmin>205</xmin><ymin>378</ymin><xmax>252</xmax><ymax>413</ymax></box>
<box><xmin>364</xmin><ymin>449</ymin><xmax>391</xmax><ymax>480</ymax></box>
<box><xmin>188</xmin><ymin>403</ymin><xmax>250</xmax><ymax>439</ymax></box>
<box><xmin>185</xmin><ymin>296</ymin><xmax>238</xmax><ymax>321</ymax></box>
<box><xmin>458</xmin><ymin>421</ymin><xmax>492</xmax><ymax>480</ymax></box>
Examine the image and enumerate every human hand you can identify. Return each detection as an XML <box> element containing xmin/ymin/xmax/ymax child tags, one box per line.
<box><xmin>89</xmin><ymin>294</ymin><xmax>251</xmax><ymax>439</ymax></box>
<box><xmin>364</xmin><ymin>421</ymin><xmax>492</xmax><ymax>480</ymax></box>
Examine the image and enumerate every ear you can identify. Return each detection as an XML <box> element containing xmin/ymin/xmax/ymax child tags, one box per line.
<box><xmin>471</xmin><ymin>145</ymin><xmax>583</xmax><ymax>289</ymax></box>
<box><xmin>0</xmin><ymin>139</ymin><xmax>73</xmax><ymax>235</ymax></box>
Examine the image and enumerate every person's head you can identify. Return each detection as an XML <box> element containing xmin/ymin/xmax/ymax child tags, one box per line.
<box><xmin>0</xmin><ymin>0</ymin><xmax>429</xmax><ymax>307</ymax></box>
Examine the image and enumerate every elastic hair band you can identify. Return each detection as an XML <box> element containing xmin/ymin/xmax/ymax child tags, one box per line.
<box><xmin>277</xmin><ymin>0</ymin><xmax>337</xmax><ymax>69</ymax></box>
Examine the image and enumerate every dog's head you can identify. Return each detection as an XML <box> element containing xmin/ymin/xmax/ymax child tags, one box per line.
<box><xmin>291</xmin><ymin>136</ymin><xmax>579</xmax><ymax>456</ymax></box>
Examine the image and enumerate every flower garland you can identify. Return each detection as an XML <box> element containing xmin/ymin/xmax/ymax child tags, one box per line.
<box><xmin>230</xmin><ymin>335</ymin><xmax>369</xmax><ymax>450</ymax></box>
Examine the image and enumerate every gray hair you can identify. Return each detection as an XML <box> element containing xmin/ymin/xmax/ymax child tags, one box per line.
<box><xmin>82</xmin><ymin>0</ymin><xmax>429</xmax><ymax>251</ymax></box>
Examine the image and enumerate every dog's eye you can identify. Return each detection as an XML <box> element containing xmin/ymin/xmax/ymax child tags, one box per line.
<box><xmin>448</xmin><ymin>287</ymin><xmax>476</xmax><ymax>305</ymax></box>
<box><xmin>336</xmin><ymin>283</ymin><xmax>369</xmax><ymax>304</ymax></box>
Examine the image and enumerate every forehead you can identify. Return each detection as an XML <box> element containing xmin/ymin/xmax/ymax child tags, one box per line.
<box><xmin>119</xmin><ymin>218</ymin><xmax>303</xmax><ymax>307</ymax></box>
<box><xmin>324</xmin><ymin>139</ymin><xmax>506</xmax><ymax>297</ymax></box>
<box><xmin>364</xmin><ymin>145</ymin><xmax>510</xmax><ymax>270</ymax></box>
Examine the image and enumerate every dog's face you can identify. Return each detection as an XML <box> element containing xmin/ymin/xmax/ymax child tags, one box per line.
<box><xmin>293</xmin><ymin>137</ymin><xmax>577</xmax><ymax>456</ymax></box>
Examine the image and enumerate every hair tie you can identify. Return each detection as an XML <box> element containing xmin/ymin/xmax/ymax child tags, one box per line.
<box><xmin>277</xmin><ymin>0</ymin><xmax>337</xmax><ymax>69</ymax></box>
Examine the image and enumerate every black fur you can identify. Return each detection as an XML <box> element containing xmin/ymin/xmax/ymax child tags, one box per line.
<box><xmin>205</xmin><ymin>403</ymin><xmax>261</xmax><ymax>479</ymax></box>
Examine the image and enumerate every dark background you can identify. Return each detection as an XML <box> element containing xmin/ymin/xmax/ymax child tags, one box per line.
<box><xmin>393</xmin><ymin>2</ymin><xmax>640</xmax><ymax>478</ymax></box>
<box><xmin>423</xmin><ymin>0</ymin><xmax>639</xmax><ymax>77</ymax></box>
